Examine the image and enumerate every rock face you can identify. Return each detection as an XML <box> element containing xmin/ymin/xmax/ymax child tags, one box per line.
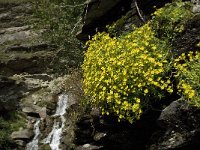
<box><xmin>0</xmin><ymin>75</ymin><xmax>25</xmax><ymax>113</ymax></box>
<box><xmin>0</xmin><ymin>2</ymin><xmax>56</xmax><ymax>76</ymax></box>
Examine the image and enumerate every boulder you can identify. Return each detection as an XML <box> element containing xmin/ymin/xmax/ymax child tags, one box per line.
<box><xmin>11</xmin><ymin>129</ymin><xmax>34</xmax><ymax>140</ymax></box>
<box><xmin>148</xmin><ymin>100</ymin><xmax>200</xmax><ymax>149</ymax></box>
<box><xmin>22</xmin><ymin>105</ymin><xmax>47</xmax><ymax>118</ymax></box>
<box><xmin>158</xmin><ymin>100</ymin><xmax>184</xmax><ymax>128</ymax></box>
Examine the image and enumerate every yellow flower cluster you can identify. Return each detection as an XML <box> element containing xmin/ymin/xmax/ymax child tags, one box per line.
<box><xmin>174</xmin><ymin>51</ymin><xmax>200</xmax><ymax>103</ymax></box>
<box><xmin>82</xmin><ymin>23</ymin><xmax>173</xmax><ymax>123</ymax></box>
<box><xmin>178</xmin><ymin>80</ymin><xmax>195</xmax><ymax>99</ymax></box>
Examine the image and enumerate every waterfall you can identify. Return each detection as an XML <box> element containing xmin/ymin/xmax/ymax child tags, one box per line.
<box><xmin>26</xmin><ymin>119</ymin><xmax>41</xmax><ymax>150</ymax></box>
<box><xmin>43</xmin><ymin>94</ymin><xmax>69</xmax><ymax>150</ymax></box>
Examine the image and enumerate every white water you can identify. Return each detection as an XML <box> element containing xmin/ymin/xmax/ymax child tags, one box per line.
<box><xmin>43</xmin><ymin>94</ymin><xmax>69</xmax><ymax>150</ymax></box>
<box><xmin>26</xmin><ymin>119</ymin><xmax>41</xmax><ymax>150</ymax></box>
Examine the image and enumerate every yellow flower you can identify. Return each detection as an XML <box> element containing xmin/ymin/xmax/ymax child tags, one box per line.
<box><xmin>144</xmin><ymin>89</ymin><xmax>149</xmax><ymax>94</ymax></box>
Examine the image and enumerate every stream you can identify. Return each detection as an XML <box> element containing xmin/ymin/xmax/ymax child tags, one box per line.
<box><xmin>43</xmin><ymin>94</ymin><xmax>69</xmax><ymax>150</ymax></box>
<box><xmin>26</xmin><ymin>119</ymin><xmax>41</xmax><ymax>150</ymax></box>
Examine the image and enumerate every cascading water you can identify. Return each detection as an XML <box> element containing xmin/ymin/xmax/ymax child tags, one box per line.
<box><xmin>43</xmin><ymin>94</ymin><xmax>69</xmax><ymax>150</ymax></box>
<box><xmin>26</xmin><ymin>119</ymin><xmax>41</xmax><ymax>150</ymax></box>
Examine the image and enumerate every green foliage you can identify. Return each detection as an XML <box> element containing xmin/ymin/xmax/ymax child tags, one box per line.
<box><xmin>82</xmin><ymin>1</ymin><xmax>196</xmax><ymax>123</ymax></box>
<box><xmin>152</xmin><ymin>1</ymin><xmax>193</xmax><ymax>40</ymax></box>
<box><xmin>32</xmin><ymin>0</ymin><xmax>85</xmax><ymax>74</ymax></box>
<box><xmin>0</xmin><ymin>112</ymin><xmax>26</xmax><ymax>149</ymax></box>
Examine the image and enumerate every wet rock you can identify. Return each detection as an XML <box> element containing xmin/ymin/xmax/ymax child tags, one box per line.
<box><xmin>11</xmin><ymin>129</ymin><xmax>34</xmax><ymax>140</ymax></box>
<box><xmin>0</xmin><ymin>12</ymin><xmax>10</xmax><ymax>21</ymax></box>
<box><xmin>0</xmin><ymin>3</ymin><xmax>32</xmax><ymax>29</ymax></box>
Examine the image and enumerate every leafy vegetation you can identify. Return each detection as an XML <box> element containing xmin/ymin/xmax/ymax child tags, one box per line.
<box><xmin>0</xmin><ymin>112</ymin><xmax>26</xmax><ymax>150</ymax></box>
<box><xmin>32</xmin><ymin>0</ymin><xmax>85</xmax><ymax>74</ymax></box>
<box><xmin>82</xmin><ymin>1</ymin><xmax>197</xmax><ymax>123</ymax></box>
<box><xmin>152</xmin><ymin>1</ymin><xmax>193</xmax><ymax>40</ymax></box>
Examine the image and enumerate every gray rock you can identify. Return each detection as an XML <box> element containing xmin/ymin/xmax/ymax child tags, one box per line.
<box><xmin>158</xmin><ymin>100</ymin><xmax>185</xmax><ymax>128</ymax></box>
<box><xmin>76</xmin><ymin>144</ymin><xmax>103</xmax><ymax>150</ymax></box>
<box><xmin>22</xmin><ymin>105</ymin><xmax>40</xmax><ymax>112</ymax></box>
<box><xmin>192</xmin><ymin>5</ymin><xmax>200</xmax><ymax>13</ymax></box>
<box><xmin>11</xmin><ymin>129</ymin><xmax>34</xmax><ymax>140</ymax></box>
<box><xmin>22</xmin><ymin>105</ymin><xmax>46</xmax><ymax>118</ymax></box>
